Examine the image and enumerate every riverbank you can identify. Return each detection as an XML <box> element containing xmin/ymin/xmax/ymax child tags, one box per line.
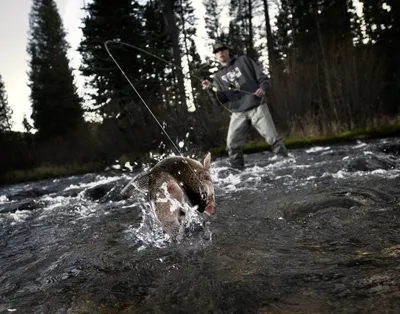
<box><xmin>2</xmin><ymin>124</ymin><xmax>399</xmax><ymax>186</ymax></box>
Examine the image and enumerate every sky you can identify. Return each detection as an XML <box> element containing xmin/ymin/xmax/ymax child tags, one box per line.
<box><xmin>0</xmin><ymin>0</ymin><xmax>85</xmax><ymax>132</ymax></box>
<box><xmin>0</xmin><ymin>0</ymin><xmax>364</xmax><ymax>132</ymax></box>
<box><xmin>0</xmin><ymin>0</ymin><xmax>217</xmax><ymax>132</ymax></box>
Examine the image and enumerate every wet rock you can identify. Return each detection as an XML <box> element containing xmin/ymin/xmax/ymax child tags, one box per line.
<box><xmin>60</xmin><ymin>190</ymin><xmax>79</xmax><ymax>198</ymax></box>
<box><xmin>7</xmin><ymin>188</ymin><xmax>54</xmax><ymax>201</ymax></box>
<box><xmin>0</xmin><ymin>200</ymin><xmax>39</xmax><ymax>214</ymax></box>
<box><xmin>282</xmin><ymin>196</ymin><xmax>362</xmax><ymax>220</ymax></box>
<box><xmin>216</xmin><ymin>168</ymin><xmax>242</xmax><ymax>179</ymax></box>
<box><xmin>82</xmin><ymin>183</ymin><xmax>117</xmax><ymax>201</ymax></box>
<box><xmin>81</xmin><ymin>182</ymin><xmax>127</xmax><ymax>203</ymax></box>
<box><xmin>98</xmin><ymin>185</ymin><xmax>126</xmax><ymax>203</ymax></box>
<box><xmin>378</xmin><ymin>143</ymin><xmax>400</xmax><ymax>156</ymax></box>
<box><xmin>346</xmin><ymin>155</ymin><xmax>396</xmax><ymax>172</ymax></box>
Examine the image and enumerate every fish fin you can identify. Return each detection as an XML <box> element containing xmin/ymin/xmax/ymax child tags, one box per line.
<box><xmin>203</xmin><ymin>152</ymin><xmax>212</xmax><ymax>170</ymax></box>
<box><xmin>120</xmin><ymin>171</ymin><xmax>151</xmax><ymax>198</ymax></box>
<box><xmin>167</xmin><ymin>180</ymin><xmax>184</xmax><ymax>202</ymax></box>
<box><xmin>133</xmin><ymin>171</ymin><xmax>152</xmax><ymax>190</ymax></box>
<box><xmin>152</xmin><ymin>181</ymin><xmax>184</xmax><ymax>240</ymax></box>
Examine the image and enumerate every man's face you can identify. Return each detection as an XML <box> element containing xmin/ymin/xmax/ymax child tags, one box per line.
<box><xmin>215</xmin><ymin>48</ymin><xmax>230</xmax><ymax>65</ymax></box>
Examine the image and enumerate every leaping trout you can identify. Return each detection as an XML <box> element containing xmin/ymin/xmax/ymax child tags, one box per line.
<box><xmin>122</xmin><ymin>152</ymin><xmax>216</xmax><ymax>240</ymax></box>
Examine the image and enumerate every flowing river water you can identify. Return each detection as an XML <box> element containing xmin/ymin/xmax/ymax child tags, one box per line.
<box><xmin>1</xmin><ymin>137</ymin><xmax>400</xmax><ymax>313</ymax></box>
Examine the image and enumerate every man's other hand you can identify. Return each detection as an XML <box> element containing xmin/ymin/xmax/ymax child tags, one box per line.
<box><xmin>254</xmin><ymin>88</ymin><xmax>265</xmax><ymax>97</ymax></box>
<box><xmin>202</xmin><ymin>80</ymin><xmax>211</xmax><ymax>89</ymax></box>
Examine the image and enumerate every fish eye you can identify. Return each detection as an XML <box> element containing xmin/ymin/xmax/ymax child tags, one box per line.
<box><xmin>201</xmin><ymin>192</ymin><xmax>207</xmax><ymax>200</ymax></box>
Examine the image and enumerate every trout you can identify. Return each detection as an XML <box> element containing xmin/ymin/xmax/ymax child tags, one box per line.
<box><xmin>122</xmin><ymin>152</ymin><xmax>216</xmax><ymax>240</ymax></box>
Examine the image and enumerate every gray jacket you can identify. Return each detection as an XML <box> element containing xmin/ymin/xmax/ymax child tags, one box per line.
<box><xmin>207</xmin><ymin>55</ymin><xmax>271</xmax><ymax>112</ymax></box>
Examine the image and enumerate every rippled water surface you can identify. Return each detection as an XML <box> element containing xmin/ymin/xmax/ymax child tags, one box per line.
<box><xmin>1</xmin><ymin>138</ymin><xmax>400</xmax><ymax>313</ymax></box>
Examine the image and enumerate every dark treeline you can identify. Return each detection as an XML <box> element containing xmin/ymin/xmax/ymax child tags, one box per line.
<box><xmin>1</xmin><ymin>0</ymin><xmax>399</xmax><ymax>181</ymax></box>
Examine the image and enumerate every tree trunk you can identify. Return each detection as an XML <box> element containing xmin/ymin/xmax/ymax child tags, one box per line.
<box><xmin>247</xmin><ymin>0</ymin><xmax>256</xmax><ymax>59</ymax></box>
<box><xmin>312</xmin><ymin>0</ymin><xmax>336</xmax><ymax>121</ymax></box>
<box><xmin>262</xmin><ymin>0</ymin><xmax>277</xmax><ymax>77</ymax></box>
<box><xmin>160</xmin><ymin>0</ymin><xmax>187</xmax><ymax>111</ymax></box>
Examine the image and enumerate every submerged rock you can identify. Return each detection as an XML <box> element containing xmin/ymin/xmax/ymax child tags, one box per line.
<box><xmin>346</xmin><ymin>155</ymin><xmax>396</xmax><ymax>172</ymax></box>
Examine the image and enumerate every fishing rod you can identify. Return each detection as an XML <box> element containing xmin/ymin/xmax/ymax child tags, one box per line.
<box><xmin>103</xmin><ymin>40</ymin><xmax>259</xmax><ymax>106</ymax></box>
<box><xmin>103</xmin><ymin>40</ymin><xmax>262</xmax><ymax>156</ymax></box>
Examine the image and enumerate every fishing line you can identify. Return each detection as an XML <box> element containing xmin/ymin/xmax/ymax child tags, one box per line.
<box><xmin>104</xmin><ymin>40</ymin><xmax>267</xmax><ymax>152</ymax></box>
<box><xmin>103</xmin><ymin>40</ymin><xmax>260</xmax><ymax>112</ymax></box>
<box><xmin>104</xmin><ymin>40</ymin><xmax>183</xmax><ymax>156</ymax></box>
<box><xmin>104</xmin><ymin>39</ymin><xmax>211</xmax><ymax>196</ymax></box>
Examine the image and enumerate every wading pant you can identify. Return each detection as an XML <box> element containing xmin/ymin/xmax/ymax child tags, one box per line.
<box><xmin>226</xmin><ymin>102</ymin><xmax>287</xmax><ymax>169</ymax></box>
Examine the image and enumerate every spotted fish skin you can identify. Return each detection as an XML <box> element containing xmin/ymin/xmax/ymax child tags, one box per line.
<box><xmin>123</xmin><ymin>152</ymin><xmax>216</xmax><ymax>240</ymax></box>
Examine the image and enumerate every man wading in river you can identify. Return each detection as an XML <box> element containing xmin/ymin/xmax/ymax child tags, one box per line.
<box><xmin>202</xmin><ymin>43</ymin><xmax>288</xmax><ymax>170</ymax></box>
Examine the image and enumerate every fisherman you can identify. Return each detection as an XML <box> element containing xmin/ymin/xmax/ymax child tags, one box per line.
<box><xmin>202</xmin><ymin>43</ymin><xmax>288</xmax><ymax>170</ymax></box>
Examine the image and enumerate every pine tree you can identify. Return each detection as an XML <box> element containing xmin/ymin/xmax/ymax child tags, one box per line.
<box><xmin>79</xmin><ymin>0</ymin><xmax>144</xmax><ymax>116</ymax></box>
<box><xmin>27</xmin><ymin>0</ymin><xmax>83</xmax><ymax>138</ymax></box>
<box><xmin>79</xmin><ymin>0</ymin><xmax>187</xmax><ymax>154</ymax></box>
<box><xmin>79</xmin><ymin>0</ymin><xmax>156</xmax><ymax>154</ymax></box>
<box><xmin>274</xmin><ymin>0</ymin><xmax>358</xmax><ymax>62</ymax></box>
<box><xmin>274</xmin><ymin>0</ymin><xmax>295</xmax><ymax>61</ymax></box>
<box><xmin>141</xmin><ymin>0</ymin><xmax>184</xmax><ymax>143</ymax></box>
<box><xmin>203</xmin><ymin>0</ymin><xmax>223</xmax><ymax>43</ymax></box>
<box><xmin>0</xmin><ymin>74</ymin><xmax>13</xmax><ymax>132</ymax></box>
<box><xmin>22</xmin><ymin>114</ymin><xmax>33</xmax><ymax>133</ymax></box>
<box><xmin>176</xmin><ymin>0</ymin><xmax>201</xmax><ymax>106</ymax></box>
<box><xmin>360</xmin><ymin>0</ymin><xmax>400</xmax><ymax>113</ymax></box>
<box><xmin>159</xmin><ymin>0</ymin><xmax>187</xmax><ymax>111</ymax></box>
<box><xmin>224</xmin><ymin>0</ymin><xmax>247</xmax><ymax>57</ymax></box>
<box><xmin>262</xmin><ymin>0</ymin><xmax>279</xmax><ymax>75</ymax></box>
<box><xmin>142</xmin><ymin>0</ymin><xmax>174</xmax><ymax>109</ymax></box>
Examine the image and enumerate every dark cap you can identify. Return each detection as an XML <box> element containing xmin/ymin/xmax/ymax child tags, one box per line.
<box><xmin>213</xmin><ymin>43</ymin><xmax>229</xmax><ymax>53</ymax></box>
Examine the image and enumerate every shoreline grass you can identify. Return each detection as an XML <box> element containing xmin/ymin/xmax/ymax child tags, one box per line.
<box><xmin>1</xmin><ymin>124</ymin><xmax>399</xmax><ymax>186</ymax></box>
<box><xmin>210</xmin><ymin>124</ymin><xmax>400</xmax><ymax>157</ymax></box>
<box><xmin>1</xmin><ymin>162</ymin><xmax>104</xmax><ymax>186</ymax></box>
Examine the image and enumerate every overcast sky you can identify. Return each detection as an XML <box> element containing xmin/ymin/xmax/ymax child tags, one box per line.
<box><xmin>0</xmin><ymin>0</ymin><xmax>217</xmax><ymax>132</ymax></box>
<box><xmin>0</xmin><ymin>0</ymin><xmax>87</xmax><ymax>131</ymax></box>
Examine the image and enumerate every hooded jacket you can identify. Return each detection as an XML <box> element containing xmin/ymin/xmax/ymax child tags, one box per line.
<box><xmin>207</xmin><ymin>55</ymin><xmax>271</xmax><ymax>112</ymax></box>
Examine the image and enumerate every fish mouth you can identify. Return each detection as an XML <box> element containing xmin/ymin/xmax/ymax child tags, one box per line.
<box><xmin>204</xmin><ymin>201</ymin><xmax>216</xmax><ymax>216</ymax></box>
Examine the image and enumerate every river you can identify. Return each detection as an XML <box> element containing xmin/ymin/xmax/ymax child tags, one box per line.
<box><xmin>1</xmin><ymin>137</ymin><xmax>399</xmax><ymax>313</ymax></box>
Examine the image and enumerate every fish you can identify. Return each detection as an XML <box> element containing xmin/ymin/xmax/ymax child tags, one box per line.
<box><xmin>122</xmin><ymin>152</ymin><xmax>216</xmax><ymax>240</ymax></box>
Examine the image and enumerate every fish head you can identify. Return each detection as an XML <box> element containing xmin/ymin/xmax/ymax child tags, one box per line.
<box><xmin>196</xmin><ymin>152</ymin><xmax>216</xmax><ymax>217</ymax></box>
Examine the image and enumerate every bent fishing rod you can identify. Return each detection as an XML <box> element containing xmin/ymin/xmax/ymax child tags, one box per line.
<box><xmin>104</xmin><ymin>40</ymin><xmax>264</xmax><ymax>156</ymax></box>
<box><xmin>104</xmin><ymin>40</ymin><xmax>259</xmax><ymax>104</ymax></box>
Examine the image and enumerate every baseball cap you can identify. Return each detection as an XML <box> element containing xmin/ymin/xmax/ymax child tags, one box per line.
<box><xmin>213</xmin><ymin>43</ymin><xmax>229</xmax><ymax>53</ymax></box>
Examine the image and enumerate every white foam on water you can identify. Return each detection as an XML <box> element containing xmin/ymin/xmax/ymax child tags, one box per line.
<box><xmin>124</xmin><ymin>161</ymin><xmax>134</xmax><ymax>171</ymax></box>
<box><xmin>265</xmin><ymin>157</ymin><xmax>296</xmax><ymax>170</ymax></box>
<box><xmin>306</xmin><ymin>146</ymin><xmax>331</xmax><ymax>153</ymax></box>
<box><xmin>305</xmin><ymin>176</ymin><xmax>317</xmax><ymax>181</ymax></box>
<box><xmin>125</xmin><ymin>201</ymin><xmax>172</xmax><ymax>250</ymax></box>
<box><xmin>274</xmin><ymin>174</ymin><xmax>294</xmax><ymax>180</ymax></box>
<box><xmin>321</xmin><ymin>150</ymin><xmax>334</xmax><ymax>156</ymax></box>
<box><xmin>210</xmin><ymin>157</ymin><xmax>297</xmax><ymax>192</ymax></box>
<box><xmin>124</xmin><ymin>186</ymin><xmax>208</xmax><ymax>250</ymax></box>
<box><xmin>64</xmin><ymin>175</ymin><xmax>121</xmax><ymax>191</ymax></box>
<box><xmin>7</xmin><ymin>210</ymin><xmax>33</xmax><ymax>224</ymax></box>
<box><xmin>332</xmin><ymin>168</ymin><xmax>400</xmax><ymax>180</ymax></box>
<box><xmin>211</xmin><ymin>168</ymin><xmax>243</xmax><ymax>192</ymax></box>
<box><xmin>0</xmin><ymin>195</ymin><xmax>9</xmax><ymax>203</ymax></box>
<box><xmin>354</xmin><ymin>141</ymin><xmax>367</xmax><ymax>149</ymax></box>
<box><xmin>291</xmin><ymin>164</ymin><xmax>312</xmax><ymax>169</ymax></box>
